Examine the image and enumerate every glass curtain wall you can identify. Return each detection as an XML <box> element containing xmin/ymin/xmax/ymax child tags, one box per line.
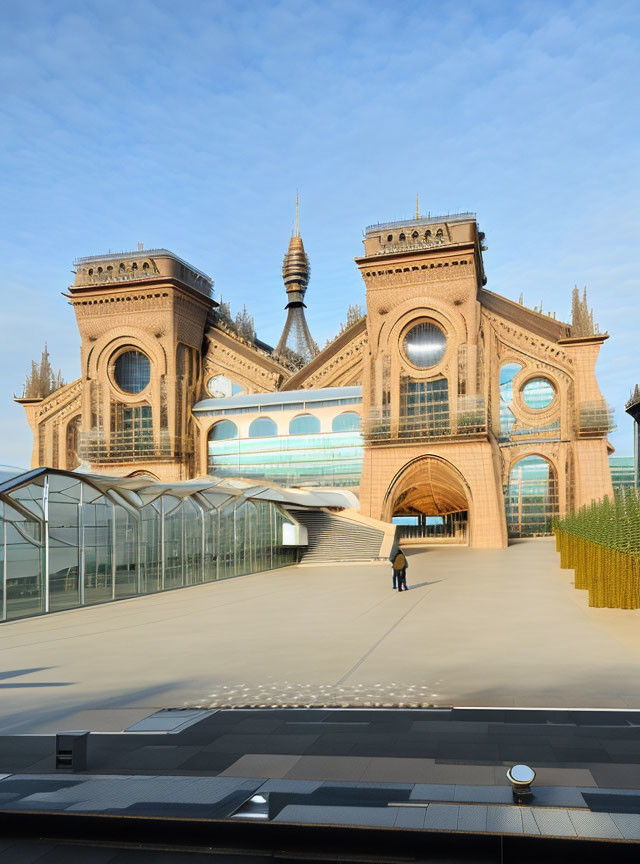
<box><xmin>208</xmin><ymin>429</ymin><xmax>364</xmax><ymax>486</ymax></box>
<box><xmin>505</xmin><ymin>455</ymin><xmax>559</xmax><ymax>537</ymax></box>
<box><xmin>1</xmin><ymin>473</ymin><xmax>299</xmax><ymax>622</ymax></box>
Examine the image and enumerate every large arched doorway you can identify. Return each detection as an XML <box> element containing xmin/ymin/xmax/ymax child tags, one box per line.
<box><xmin>384</xmin><ymin>456</ymin><xmax>470</xmax><ymax>544</ymax></box>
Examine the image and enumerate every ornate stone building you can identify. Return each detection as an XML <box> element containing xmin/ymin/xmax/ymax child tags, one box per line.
<box><xmin>16</xmin><ymin>211</ymin><xmax>614</xmax><ymax>548</ymax></box>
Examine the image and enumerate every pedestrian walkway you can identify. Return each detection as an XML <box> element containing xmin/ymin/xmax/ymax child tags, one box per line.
<box><xmin>2</xmin><ymin>540</ymin><xmax>640</xmax><ymax>736</ymax></box>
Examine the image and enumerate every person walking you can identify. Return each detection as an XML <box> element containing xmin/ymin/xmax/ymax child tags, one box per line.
<box><xmin>391</xmin><ymin>548</ymin><xmax>408</xmax><ymax>591</ymax></box>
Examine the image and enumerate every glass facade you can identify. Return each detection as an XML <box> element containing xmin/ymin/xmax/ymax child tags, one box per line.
<box><xmin>114</xmin><ymin>350</ymin><xmax>151</xmax><ymax>394</ymax></box>
<box><xmin>399</xmin><ymin>378</ymin><xmax>449</xmax><ymax>436</ymax></box>
<box><xmin>0</xmin><ymin>471</ymin><xmax>299</xmax><ymax>622</ymax></box>
<box><xmin>610</xmin><ymin>456</ymin><xmax>636</xmax><ymax>491</ymax></box>
<box><xmin>403</xmin><ymin>322</ymin><xmax>447</xmax><ymax>368</ymax></box>
<box><xmin>499</xmin><ymin>363</ymin><xmax>522</xmax><ymax>435</ymax></box>
<box><xmin>208</xmin><ymin>430</ymin><xmax>364</xmax><ymax>486</ymax></box>
<box><xmin>506</xmin><ymin>455</ymin><xmax>558</xmax><ymax>537</ymax></box>
<box><xmin>522</xmin><ymin>377</ymin><xmax>555</xmax><ymax>409</ymax></box>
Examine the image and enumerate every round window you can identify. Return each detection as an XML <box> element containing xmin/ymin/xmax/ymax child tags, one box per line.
<box><xmin>522</xmin><ymin>377</ymin><xmax>555</xmax><ymax>410</ymax></box>
<box><xmin>113</xmin><ymin>350</ymin><xmax>150</xmax><ymax>394</ymax></box>
<box><xmin>403</xmin><ymin>322</ymin><xmax>447</xmax><ymax>368</ymax></box>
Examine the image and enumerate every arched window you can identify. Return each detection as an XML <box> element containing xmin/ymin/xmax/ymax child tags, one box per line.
<box><xmin>248</xmin><ymin>417</ymin><xmax>277</xmax><ymax>438</ymax></box>
<box><xmin>411</xmin><ymin>231</ymin><xmax>419</xmax><ymax>239</ymax></box>
<box><xmin>209</xmin><ymin>420</ymin><xmax>238</xmax><ymax>441</ymax></box>
<box><xmin>132</xmin><ymin>262</ymin><xmax>138</xmax><ymax>271</ymax></box>
<box><xmin>499</xmin><ymin>363</ymin><xmax>523</xmax><ymax>435</ymax></box>
<box><xmin>332</xmin><ymin>412</ymin><xmax>361</xmax><ymax>432</ymax></box>
<box><xmin>289</xmin><ymin>414</ymin><xmax>321</xmax><ymax>435</ymax></box>
<box><xmin>119</xmin><ymin>263</ymin><xmax>125</xmax><ymax>272</ymax></box>
<box><xmin>436</xmin><ymin>228</ymin><xmax>443</xmax><ymax>237</ymax></box>
<box><xmin>66</xmin><ymin>415</ymin><xmax>81</xmax><ymax>469</ymax></box>
<box><xmin>399</xmin><ymin>232</ymin><xmax>406</xmax><ymax>241</ymax></box>
<box><xmin>142</xmin><ymin>262</ymin><xmax>149</xmax><ymax>271</ymax></box>
<box><xmin>387</xmin><ymin>234</ymin><xmax>393</xmax><ymax>242</ymax></box>
<box><xmin>425</xmin><ymin>229</ymin><xmax>431</xmax><ymax>238</ymax></box>
<box><xmin>506</xmin><ymin>455</ymin><xmax>558</xmax><ymax>537</ymax></box>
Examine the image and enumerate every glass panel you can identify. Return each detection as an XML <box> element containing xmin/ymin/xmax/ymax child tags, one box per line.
<box><xmin>183</xmin><ymin>499</ymin><xmax>203</xmax><ymax>585</ymax></box>
<box><xmin>48</xmin><ymin>475</ymin><xmax>81</xmax><ymax>611</ymax></box>
<box><xmin>210</xmin><ymin>420</ymin><xmax>238</xmax><ymax>441</ymax></box>
<box><xmin>114</xmin><ymin>505</ymin><xmax>138</xmax><ymax>598</ymax></box>
<box><xmin>403</xmin><ymin>322</ymin><xmax>446</xmax><ymax>368</ymax></box>
<box><xmin>114</xmin><ymin>350</ymin><xmax>151</xmax><ymax>394</ymax></box>
<box><xmin>3</xmin><ymin>500</ymin><xmax>43</xmax><ymax>620</ymax></box>
<box><xmin>140</xmin><ymin>502</ymin><xmax>161</xmax><ymax>594</ymax></box>
<box><xmin>248</xmin><ymin>417</ymin><xmax>277</xmax><ymax>438</ymax></box>
<box><xmin>331</xmin><ymin>412</ymin><xmax>361</xmax><ymax>432</ymax></box>
<box><xmin>506</xmin><ymin>455</ymin><xmax>558</xmax><ymax>537</ymax></box>
<box><xmin>522</xmin><ymin>377</ymin><xmax>556</xmax><ymax>410</ymax></box>
<box><xmin>400</xmin><ymin>378</ymin><xmax>449</xmax><ymax>436</ymax></box>
<box><xmin>163</xmin><ymin>496</ymin><xmax>183</xmax><ymax>589</ymax></box>
<box><xmin>208</xmin><ymin>430</ymin><xmax>364</xmax><ymax>486</ymax></box>
<box><xmin>289</xmin><ymin>414</ymin><xmax>321</xmax><ymax>435</ymax></box>
<box><xmin>499</xmin><ymin>363</ymin><xmax>522</xmax><ymax>436</ymax></box>
<box><xmin>83</xmin><ymin>490</ymin><xmax>113</xmax><ymax>605</ymax></box>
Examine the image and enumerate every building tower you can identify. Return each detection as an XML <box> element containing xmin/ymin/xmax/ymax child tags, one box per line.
<box><xmin>275</xmin><ymin>196</ymin><xmax>318</xmax><ymax>365</ymax></box>
<box><xmin>626</xmin><ymin>385</ymin><xmax>640</xmax><ymax>489</ymax></box>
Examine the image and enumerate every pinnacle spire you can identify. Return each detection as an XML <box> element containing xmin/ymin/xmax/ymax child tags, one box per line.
<box><xmin>296</xmin><ymin>190</ymin><xmax>300</xmax><ymax>237</ymax></box>
<box><xmin>415</xmin><ymin>193</ymin><xmax>420</xmax><ymax>220</ymax></box>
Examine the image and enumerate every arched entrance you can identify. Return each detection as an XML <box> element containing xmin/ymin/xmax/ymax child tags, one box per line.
<box><xmin>384</xmin><ymin>456</ymin><xmax>471</xmax><ymax>544</ymax></box>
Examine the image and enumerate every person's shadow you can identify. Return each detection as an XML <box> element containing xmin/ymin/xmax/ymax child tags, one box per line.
<box><xmin>404</xmin><ymin>580</ymin><xmax>442</xmax><ymax>591</ymax></box>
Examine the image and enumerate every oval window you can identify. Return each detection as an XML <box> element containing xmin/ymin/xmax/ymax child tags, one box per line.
<box><xmin>403</xmin><ymin>322</ymin><xmax>446</xmax><ymax>368</ymax></box>
<box><xmin>114</xmin><ymin>350</ymin><xmax>151</xmax><ymax>394</ymax></box>
<box><xmin>522</xmin><ymin>378</ymin><xmax>555</xmax><ymax>410</ymax></box>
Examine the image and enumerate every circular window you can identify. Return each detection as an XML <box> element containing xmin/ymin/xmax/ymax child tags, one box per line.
<box><xmin>113</xmin><ymin>350</ymin><xmax>151</xmax><ymax>394</ymax></box>
<box><xmin>207</xmin><ymin>375</ymin><xmax>244</xmax><ymax>398</ymax></box>
<box><xmin>403</xmin><ymin>322</ymin><xmax>447</xmax><ymax>368</ymax></box>
<box><xmin>522</xmin><ymin>377</ymin><xmax>555</xmax><ymax>410</ymax></box>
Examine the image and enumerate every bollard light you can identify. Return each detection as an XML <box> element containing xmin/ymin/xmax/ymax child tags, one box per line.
<box><xmin>506</xmin><ymin>764</ymin><xmax>535</xmax><ymax>803</ymax></box>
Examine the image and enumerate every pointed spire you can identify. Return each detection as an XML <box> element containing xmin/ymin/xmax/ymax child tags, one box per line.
<box><xmin>295</xmin><ymin>190</ymin><xmax>300</xmax><ymax>237</ymax></box>
<box><xmin>415</xmin><ymin>193</ymin><xmax>420</xmax><ymax>220</ymax></box>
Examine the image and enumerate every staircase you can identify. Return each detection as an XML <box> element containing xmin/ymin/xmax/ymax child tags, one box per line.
<box><xmin>288</xmin><ymin>508</ymin><xmax>389</xmax><ymax>563</ymax></box>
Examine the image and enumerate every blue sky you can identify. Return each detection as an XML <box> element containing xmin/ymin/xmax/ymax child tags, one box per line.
<box><xmin>1</xmin><ymin>0</ymin><xmax>638</xmax><ymax>466</ymax></box>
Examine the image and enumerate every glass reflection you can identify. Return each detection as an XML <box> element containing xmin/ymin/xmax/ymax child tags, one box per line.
<box><xmin>403</xmin><ymin>322</ymin><xmax>446</xmax><ymax>368</ymax></box>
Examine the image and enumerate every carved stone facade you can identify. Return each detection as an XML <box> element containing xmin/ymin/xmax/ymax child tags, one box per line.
<box><xmin>17</xmin><ymin>214</ymin><xmax>613</xmax><ymax>548</ymax></box>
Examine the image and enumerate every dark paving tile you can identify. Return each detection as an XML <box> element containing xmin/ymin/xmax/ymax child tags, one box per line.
<box><xmin>435</xmin><ymin>742</ymin><xmax>501</xmax><ymax>762</ymax></box>
<box><xmin>178</xmin><ymin>751</ymin><xmax>243</xmax><ymax>772</ymax></box>
<box><xmin>233</xmin><ymin>717</ymin><xmax>286</xmax><ymax>734</ymax></box>
<box><xmin>589</xmin><ymin>763</ymin><xmax>640</xmax><ymax>788</ymax></box>
<box><xmin>498</xmin><ymin>741</ymin><xmax>557</xmax><ymax>762</ymax></box>
<box><xmin>0</xmin><ymin>778</ymin><xmax>82</xmax><ymax>794</ymax></box>
<box><xmin>570</xmin><ymin>711</ymin><xmax>635</xmax><ymax>726</ymax></box>
<box><xmin>0</xmin><ymin>840</ymin><xmax>57</xmax><ymax>863</ymax></box>
<box><xmin>584</xmin><ymin>792</ymin><xmax>640</xmax><ymax>814</ymax></box>
<box><xmin>204</xmin><ymin>733</ymin><xmax>319</xmax><ymax>755</ymax></box>
<box><xmin>551</xmin><ymin>747</ymin><xmax>611</xmax><ymax>762</ymax></box>
<box><xmin>24</xmin><ymin>844</ymin><xmax>119</xmax><ymax>863</ymax></box>
<box><xmin>303</xmin><ymin>738</ymin><xmax>358</xmax><ymax>756</ymax></box>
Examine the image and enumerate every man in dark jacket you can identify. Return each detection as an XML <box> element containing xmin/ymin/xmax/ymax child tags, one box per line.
<box><xmin>391</xmin><ymin>548</ymin><xmax>408</xmax><ymax>591</ymax></box>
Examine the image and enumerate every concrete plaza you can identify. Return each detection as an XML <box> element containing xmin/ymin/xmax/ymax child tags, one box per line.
<box><xmin>2</xmin><ymin>538</ymin><xmax>640</xmax><ymax>734</ymax></box>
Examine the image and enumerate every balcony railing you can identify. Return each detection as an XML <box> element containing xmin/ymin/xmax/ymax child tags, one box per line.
<box><xmin>364</xmin><ymin>396</ymin><xmax>487</xmax><ymax>444</ymax></box>
<box><xmin>79</xmin><ymin>431</ymin><xmax>190</xmax><ymax>463</ymax></box>
<box><xmin>577</xmin><ymin>401</ymin><xmax>616</xmax><ymax>438</ymax></box>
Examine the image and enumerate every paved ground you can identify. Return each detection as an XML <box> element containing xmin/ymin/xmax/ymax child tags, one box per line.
<box><xmin>2</xmin><ymin>538</ymin><xmax>640</xmax><ymax>734</ymax></box>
